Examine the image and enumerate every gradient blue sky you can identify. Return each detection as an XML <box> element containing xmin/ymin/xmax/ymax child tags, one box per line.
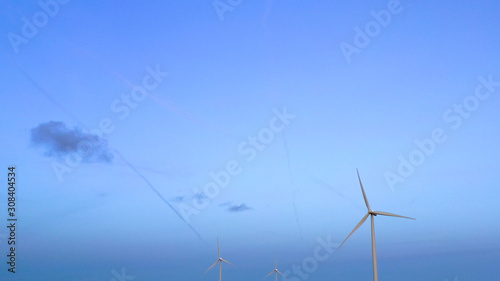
<box><xmin>1</xmin><ymin>1</ymin><xmax>499</xmax><ymax>280</ymax></box>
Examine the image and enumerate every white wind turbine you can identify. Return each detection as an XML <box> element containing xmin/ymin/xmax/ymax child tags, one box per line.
<box><xmin>265</xmin><ymin>256</ymin><xmax>285</xmax><ymax>281</ymax></box>
<box><xmin>338</xmin><ymin>169</ymin><xmax>415</xmax><ymax>281</ymax></box>
<box><xmin>206</xmin><ymin>237</ymin><xmax>233</xmax><ymax>281</ymax></box>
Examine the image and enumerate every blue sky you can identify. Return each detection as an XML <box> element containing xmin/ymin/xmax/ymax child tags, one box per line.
<box><xmin>1</xmin><ymin>0</ymin><xmax>499</xmax><ymax>280</ymax></box>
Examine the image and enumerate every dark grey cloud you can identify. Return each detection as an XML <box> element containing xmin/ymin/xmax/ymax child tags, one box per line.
<box><xmin>30</xmin><ymin>121</ymin><xmax>113</xmax><ymax>163</ymax></box>
<box><xmin>226</xmin><ymin>203</ymin><xmax>252</xmax><ymax>213</ymax></box>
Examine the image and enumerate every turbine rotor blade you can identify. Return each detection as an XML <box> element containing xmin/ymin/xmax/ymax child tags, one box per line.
<box><xmin>265</xmin><ymin>271</ymin><xmax>274</xmax><ymax>278</ymax></box>
<box><xmin>277</xmin><ymin>270</ymin><xmax>286</xmax><ymax>277</ymax></box>
<box><xmin>221</xmin><ymin>259</ymin><xmax>234</xmax><ymax>266</ymax></box>
<box><xmin>338</xmin><ymin>213</ymin><xmax>370</xmax><ymax>248</ymax></box>
<box><xmin>217</xmin><ymin>237</ymin><xmax>221</xmax><ymax>258</ymax></box>
<box><xmin>373</xmin><ymin>211</ymin><xmax>415</xmax><ymax>220</ymax></box>
<box><xmin>206</xmin><ymin>260</ymin><xmax>219</xmax><ymax>272</ymax></box>
<box><xmin>357</xmin><ymin>169</ymin><xmax>371</xmax><ymax>211</ymax></box>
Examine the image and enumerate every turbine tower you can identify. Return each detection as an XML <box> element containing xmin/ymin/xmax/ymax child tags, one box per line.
<box><xmin>265</xmin><ymin>256</ymin><xmax>285</xmax><ymax>281</ymax></box>
<box><xmin>338</xmin><ymin>169</ymin><xmax>415</xmax><ymax>281</ymax></box>
<box><xmin>206</xmin><ymin>237</ymin><xmax>233</xmax><ymax>281</ymax></box>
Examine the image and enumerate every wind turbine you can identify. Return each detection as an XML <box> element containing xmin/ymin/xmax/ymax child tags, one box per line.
<box><xmin>265</xmin><ymin>256</ymin><xmax>285</xmax><ymax>281</ymax></box>
<box><xmin>206</xmin><ymin>237</ymin><xmax>233</xmax><ymax>281</ymax></box>
<box><xmin>338</xmin><ymin>169</ymin><xmax>415</xmax><ymax>281</ymax></box>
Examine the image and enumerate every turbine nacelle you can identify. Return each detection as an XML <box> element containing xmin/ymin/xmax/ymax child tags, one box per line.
<box><xmin>266</xmin><ymin>257</ymin><xmax>285</xmax><ymax>281</ymax></box>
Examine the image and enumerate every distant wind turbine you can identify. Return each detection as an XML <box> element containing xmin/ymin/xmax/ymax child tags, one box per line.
<box><xmin>206</xmin><ymin>237</ymin><xmax>233</xmax><ymax>281</ymax></box>
<box><xmin>338</xmin><ymin>169</ymin><xmax>415</xmax><ymax>281</ymax></box>
<box><xmin>265</xmin><ymin>256</ymin><xmax>285</xmax><ymax>281</ymax></box>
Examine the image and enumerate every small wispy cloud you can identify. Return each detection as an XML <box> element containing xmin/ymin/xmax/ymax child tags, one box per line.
<box><xmin>193</xmin><ymin>192</ymin><xmax>208</xmax><ymax>201</ymax></box>
<box><xmin>218</xmin><ymin>201</ymin><xmax>232</xmax><ymax>207</ymax></box>
<box><xmin>97</xmin><ymin>192</ymin><xmax>108</xmax><ymax>197</ymax></box>
<box><xmin>225</xmin><ymin>203</ymin><xmax>252</xmax><ymax>213</ymax></box>
<box><xmin>172</xmin><ymin>195</ymin><xmax>185</xmax><ymax>202</ymax></box>
<box><xmin>30</xmin><ymin>121</ymin><xmax>113</xmax><ymax>163</ymax></box>
<box><xmin>173</xmin><ymin>193</ymin><xmax>209</xmax><ymax>204</ymax></box>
